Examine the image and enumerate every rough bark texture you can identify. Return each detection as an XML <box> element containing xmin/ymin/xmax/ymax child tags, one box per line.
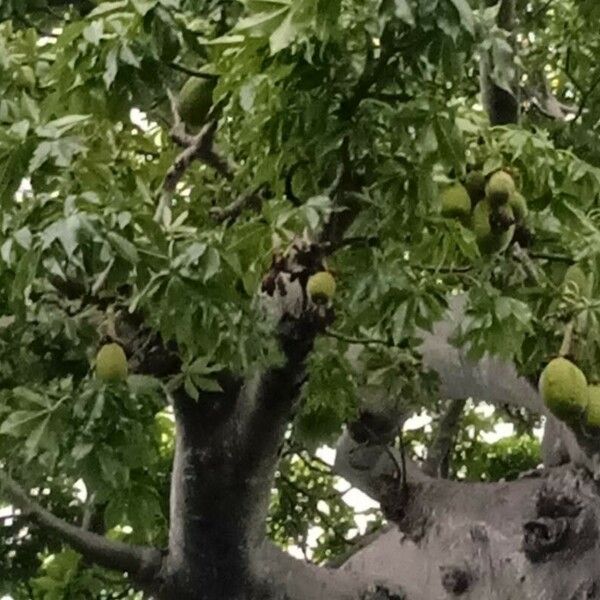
<box><xmin>336</xmin><ymin>430</ymin><xmax>600</xmax><ymax>600</ymax></box>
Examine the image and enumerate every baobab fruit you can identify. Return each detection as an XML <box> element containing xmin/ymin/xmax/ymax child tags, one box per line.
<box><xmin>472</xmin><ymin>199</ymin><xmax>514</xmax><ymax>254</ymax></box>
<box><xmin>96</xmin><ymin>343</ymin><xmax>128</xmax><ymax>382</ymax></box>
<box><xmin>539</xmin><ymin>357</ymin><xmax>588</xmax><ymax>422</ymax></box>
<box><xmin>307</xmin><ymin>271</ymin><xmax>336</xmax><ymax>304</ymax></box>
<box><xmin>585</xmin><ymin>386</ymin><xmax>600</xmax><ymax>429</ymax></box>
<box><xmin>508</xmin><ymin>192</ymin><xmax>528</xmax><ymax>222</ymax></box>
<box><xmin>178</xmin><ymin>77</ymin><xmax>215</xmax><ymax>127</ymax></box>
<box><xmin>440</xmin><ymin>183</ymin><xmax>471</xmax><ymax>222</ymax></box>
<box><xmin>485</xmin><ymin>170</ymin><xmax>515</xmax><ymax>207</ymax></box>
<box><xmin>464</xmin><ymin>170</ymin><xmax>486</xmax><ymax>206</ymax></box>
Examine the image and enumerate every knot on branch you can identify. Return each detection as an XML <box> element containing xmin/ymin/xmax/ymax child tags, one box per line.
<box><xmin>361</xmin><ymin>584</ymin><xmax>406</xmax><ymax>600</ymax></box>
<box><xmin>112</xmin><ymin>313</ymin><xmax>181</xmax><ymax>378</ymax></box>
<box><xmin>536</xmin><ymin>481</ymin><xmax>583</xmax><ymax>520</ymax></box>
<box><xmin>440</xmin><ymin>564</ymin><xmax>474</xmax><ymax>595</ymax></box>
<box><xmin>523</xmin><ymin>468</ymin><xmax>598</xmax><ymax>563</ymax></box>
<box><xmin>523</xmin><ymin>517</ymin><xmax>570</xmax><ymax>562</ymax></box>
<box><xmin>378</xmin><ymin>475</ymin><xmax>423</xmax><ymax>539</ymax></box>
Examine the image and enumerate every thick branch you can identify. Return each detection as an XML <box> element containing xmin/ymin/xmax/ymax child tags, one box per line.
<box><xmin>337</xmin><ymin>438</ymin><xmax>600</xmax><ymax>600</ymax></box>
<box><xmin>417</xmin><ymin>295</ymin><xmax>542</xmax><ymax>413</ymax></box>
<box><xmin>258</xmin><ymin>541</ymin><xmax>405</xmax><ymax>600</ymax></box>
<box><xmin>0</xmin><ymin>471</ymin><xmax>162</xmax><ymax>582</ymax></box>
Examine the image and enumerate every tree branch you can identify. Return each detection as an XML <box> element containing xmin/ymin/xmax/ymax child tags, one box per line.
<box><xmin>0</xmin><ymin>470</ymin><xmax>163</xmax><ymax>583</ymax></box>
<box><xmin>258</xmin><ymin>541</ymin><xmax>406</xmax><ymax>599</ymax></box>
<box><xmin>480</xmin><ymin>0</ymin><xmax>520</xmax><ymax>125</ymax></box>
<box><xmin>417</xmin><ymin>295</ymin><xmax>543</xmax><ymax>414</ymax></box>
<box><xmin>337</xmin><ymin>456</ymin><xmax>600</xmax><ymax>600</ymax></box>
<box><xmin>423</xmin><ymin>398</ymin><xmax>467</xmax><ymax>478</ymax></box>
<box><xmin>155</xmin><ymin>90</ymin><xmax>235</xmax><ymax>223</ymax></box>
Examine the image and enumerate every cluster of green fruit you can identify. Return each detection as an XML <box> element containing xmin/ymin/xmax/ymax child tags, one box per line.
<box><xmin>539</xmin><ymin>357</ymin><xmax>600</xmax><ymax>430</ymax></box>
<box><xmin>440</xmin><ymin>169</ymin><xmax>527</xmax><ymax>253</ymax></box>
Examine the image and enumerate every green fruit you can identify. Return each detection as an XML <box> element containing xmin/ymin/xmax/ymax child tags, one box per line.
<box><xmin>585</xmin><ymin>385</ymin><xmax>600</xmax><ymax>428</ymax></box>
<box><xmin>563</xmin><ymin>264</ymin><xmax>589</xmax><ymax>296</ymax></box>
<box><xmin>471</xmin><ymin>199</ymin><xmax>515</xmax><ymax>254</ymax></box>
<box><xmin>485</xmin><ymin>170</ymin><xmax>515</xmax><ymax>206</ymax></box>
<box><xmin>464</xmin><ymin>171</ymin><xmax>486</xmax><ymax>206</ymax></box>
<box><xmin>96</xmin><ymin>343</ymin><xmax>128</xmax><ymax>382</ymax></box>
<box><xmin>508</xmin><ymin>192</ymin><xmax>528</xmax><ymax>222</ymax></box>
<box><xmin>178</xmin><ymin>77</ymin><xmax>215</xmax><ymax>128</ymax></box>
<box><xmin>539</xmin><ymin>357</ymin><xmax>588</xmax><ymax>422</ymax></box>
<box><xmin>307</xmin><ymin>271</ymin><xmax>336</xmax><ymax>303</ymax></box>
<box><xmin>440</xmin><ymin>183</ymin><xmax>471</xmax><ymax>222</ymax></box>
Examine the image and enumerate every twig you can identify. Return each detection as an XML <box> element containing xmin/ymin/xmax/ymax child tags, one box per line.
<box><xmin>559</xmin><ymin>320</ymin><xmax>574</xmax><ymax>357</ymax></box>
<box><xmin>529</xmin><ymin>251</ymin><xmax>574</xmax><ymax>264</ymax></box>
<box><xmin>209</xmin><ymin>187</ymin><xmax>265</xmax><ymax>223</ymax></box>
<box><xmin>411</xmin><ymin>263</ymin><xmax>473</xmax><ymax>274</ymax></box>
<box><xmin>512</xmin><ymin>242</ymin><xmax>542</xmax><ymax>284</ymax></box>
<box><xmin>167</xmin><ymin>62</ymin><xmax>218</xmax><ymax>81</ymax></box>
<box><xmin>155</xmin><ymin>91</ymin><xmax>235</xmax><ymax>223</ymax></box>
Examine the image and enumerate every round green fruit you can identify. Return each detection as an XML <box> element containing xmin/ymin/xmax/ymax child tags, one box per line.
<box><xmin>539</xmin><ymin>357</ymin><xmax>588</xmax><ymax>422</ymax></box>
<box><xmin>508</xmin><ymin>192</ymin><xmax>528</xmax><ymax>222</ymax></box>
<box><xmin>464</xmin><ymin>170</ymin><xmax>486</xmax><ymax>206</ymax></box>
<box><xmin>585</xmin><ymin>385</ymin><xmax>600</xmax><ymax>429</ymax></box>
<box><xmin>178</xmin><ymin>77</ymin><xmax>215</xmax><ymax>128</ymax></box>
<box><xmin>440</xmin><ymin>183</ymin><xmax>471</xmax><ymax>222</ymax></box>
<box><xmin>307</xmin><ymin>271</ymin><xmax>336</xmax><ymax>303</ymax></box>
<box><xmin>471</xmin><ymin>199</ymin><xmax>515</xmax><ymax>254</ymax></box>
<box><xmin>485</xmin><ymin>170</ymin><xmax>515</xmax><ymax>207</ymax></box>
<box><xmin>96</xmin><ymin>343</ymin><xmax>128</xmax><ymax>382</ymax></box>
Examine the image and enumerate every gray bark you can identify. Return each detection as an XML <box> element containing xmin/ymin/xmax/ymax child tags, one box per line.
<box><xmin>335</xmin><ymin>430</ymin><xmax>600</xmax><ymax>600</ymax></box>
<box><xmin>416</xmin><ymin>296</ymin><xmax>541</xmax><ymax>414</ymax></box>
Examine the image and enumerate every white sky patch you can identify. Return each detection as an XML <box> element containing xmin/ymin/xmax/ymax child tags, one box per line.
<box><xmin>315</xmin><ymin>445</ymin><xmax>335</xmax><ymax>466</ymax></box>
<box><xmin>404</xmin><ymin>411</ymin><xmax>432</xmax><ymax>431</ymax></box>
<box><xmin>130</xmin><ymin>108</ymin><xmax>150</xmax><ymax>130</ymax></box>
<box><xmin>73</xmin><ymin>478</ymin><xmax>87</xmax><ymax>503</ymax></box>
<box><xmin>481</xmin><ymin>421</ymin><xmax>514</xmax><ymax>443</ymax></box>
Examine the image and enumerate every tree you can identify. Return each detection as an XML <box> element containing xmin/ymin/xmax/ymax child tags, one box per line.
<box><xmin>1</xmin><ymin>0</ymin><xmax>600</xmax><ymax>598</ymax></box>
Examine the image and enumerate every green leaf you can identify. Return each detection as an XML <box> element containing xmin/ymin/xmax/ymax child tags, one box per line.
<box><xmin>13</xmin><ymin>387</ymin><xmax>49</xmax><ymax>408</ymax></box>
<box><xmin>270</xmin><ymin>12</ymin><xmax>296</xmax><ymax>54</ymax></box>
<box><xmin>184</xmin><ymin>375</ymin><xmax>199</xmax><ymax>400</ymax></box>
<box><xmin>104</xmin><ymin>47</ymin><xmax>119</xmax><ymax>89</ymax></box>
<box><xmin>0</xmin><ymin>410</ymin><xmax>44</xmax><ymax>436</ymax></box>
<box><xmin>202</xmin><ymin>247</ymin><xmax>221</xmax><ymax>282</ymax></box>
<box><xmin>107</xmin><ymin>232</ymin><xmax>140</xmax><ymax>264</ymax></box>
<box><xmin>132</xmin><ymin>0</ymin><xmax>158</xmax><ymax>15</ymax></box>
<box><xmin>24</xmin><ymin>415</ymin><xmax>50</xmax><ymax>461</ymax></box>
<box><xmin>448</xmin><ymin>0</ymin><xmax>474</xmax><ymax>35</ymax></box>
<box><xmin>236</xmin><ymin>7</ymin><xmax>289</xmax><ymax>37</ymax></box>
<box><xmin>192</xmin><ymin>376</ymin><xmax>223</xmax><ymax>393</ymax></box>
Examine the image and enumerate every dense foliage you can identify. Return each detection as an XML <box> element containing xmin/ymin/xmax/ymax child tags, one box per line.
<box><xmin>1</xmin><ymin>0</ymin><xmax>600</xmax><ymax>597</ymax></box>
